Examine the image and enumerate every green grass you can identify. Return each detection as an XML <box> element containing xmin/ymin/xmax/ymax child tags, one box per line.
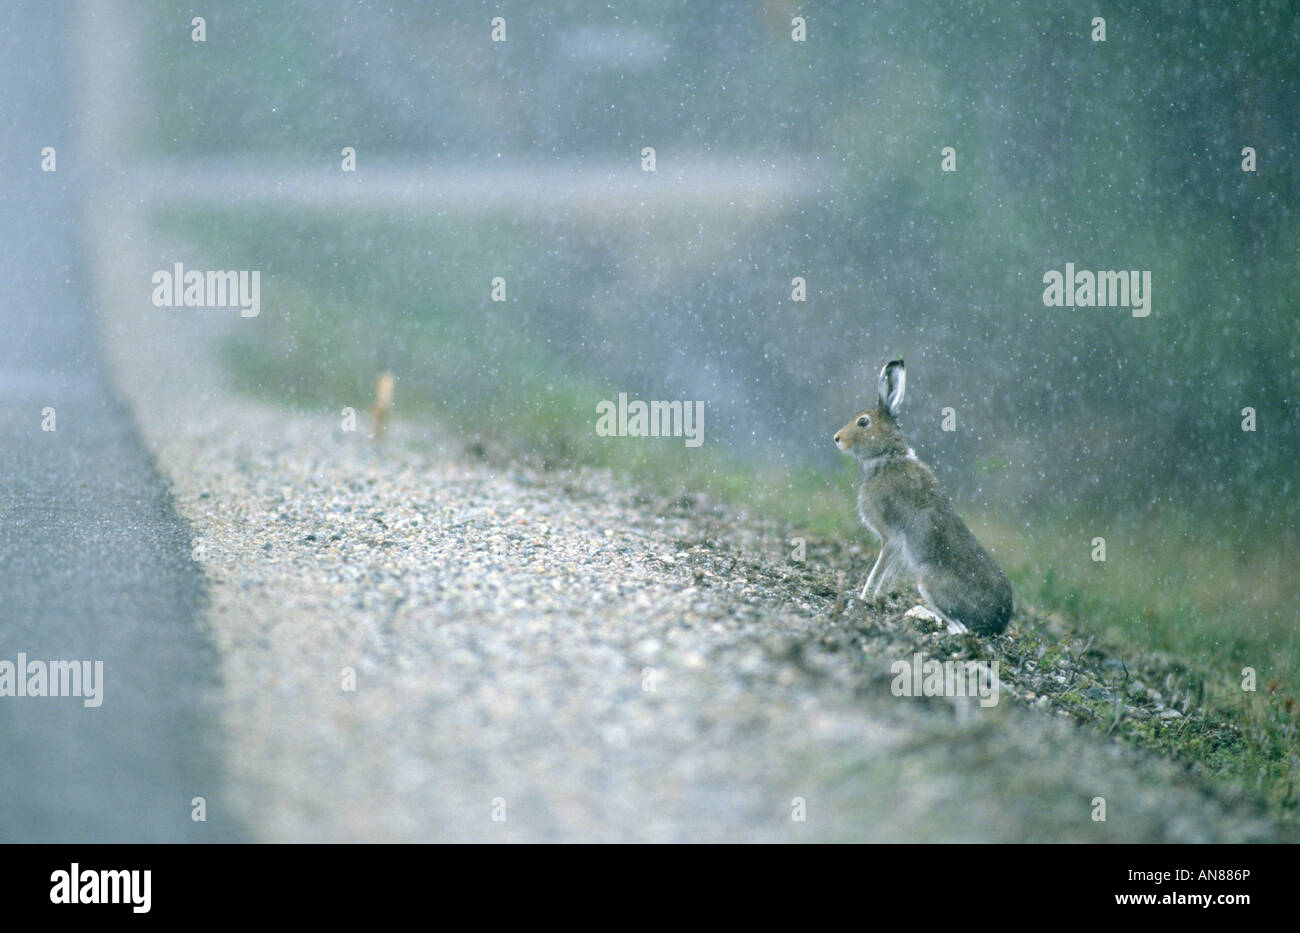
<box><xmin>159</xmin><ymin>204</ymin><xmax>1300</xmax><ymax>826</ymax></box>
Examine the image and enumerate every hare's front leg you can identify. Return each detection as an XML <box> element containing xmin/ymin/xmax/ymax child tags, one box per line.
<box><xmin>860</xmin><ymin>539</ymin><xmax>894</xmax><ymax>601</ymax></box>
<box><xmin>870</xmin><ymin>544</ymin><xmax>904</xmax><ymax>599</ymax></box>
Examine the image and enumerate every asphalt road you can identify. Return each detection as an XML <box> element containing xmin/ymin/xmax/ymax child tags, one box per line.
<box><xmin>0</xmin><ymin>3</ymin><xmax>239</xmax><ymax>842</ymax></box>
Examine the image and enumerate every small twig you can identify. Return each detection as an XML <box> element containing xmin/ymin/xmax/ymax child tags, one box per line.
<box><xmin>369</xmin><ymin>370</ymin><xmax>395</xmax><ymax>440</ymax></box>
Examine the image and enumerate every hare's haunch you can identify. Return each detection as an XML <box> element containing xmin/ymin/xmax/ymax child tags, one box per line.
<box><xmin>834</xmin><ymin>360</ymin><xmax>1013</xmax><ymax>635</ymax></box>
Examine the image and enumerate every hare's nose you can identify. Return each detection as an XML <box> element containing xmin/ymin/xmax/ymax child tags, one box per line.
<box><xmin>833</xmin><ymin>430</ymin><xmax>842</xmax><ymax>444</ymax></box>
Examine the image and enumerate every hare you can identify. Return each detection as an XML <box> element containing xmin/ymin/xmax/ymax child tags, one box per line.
<box><xmin>834</xmin><ymin>360</ymin><xmax>1013</xmax><ymax>635</ymax></box>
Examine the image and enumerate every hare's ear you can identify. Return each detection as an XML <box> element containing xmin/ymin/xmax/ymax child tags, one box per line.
<box><xmin>877</xmin><ymin>359</ymin><xmax>905</xmax><ymax>417</ymax></box>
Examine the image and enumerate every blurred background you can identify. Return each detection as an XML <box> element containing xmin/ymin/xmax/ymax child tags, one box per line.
<box><xmin>109</xmin><ymin>2</ymin><xmax>1298</xmax><ymax>684</ymax></box>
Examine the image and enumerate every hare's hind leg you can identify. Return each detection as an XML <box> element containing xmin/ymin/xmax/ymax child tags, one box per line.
<box><xmin>917</xmin><ymin>583</ymin><xmax>969</xmax><ymax>634</ymax></box>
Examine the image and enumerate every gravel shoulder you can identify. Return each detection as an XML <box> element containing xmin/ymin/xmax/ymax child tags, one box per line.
<box><xmin>85</xmin><ymin>196</ymin><xmax>1284</xmax><ymax>842</ymax></box>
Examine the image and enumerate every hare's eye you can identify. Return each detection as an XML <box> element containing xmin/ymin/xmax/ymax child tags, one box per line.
<box><xmin>857</xmin><ymin>416</ymin><xmax>869</xmax><ymax>428</ymax></box>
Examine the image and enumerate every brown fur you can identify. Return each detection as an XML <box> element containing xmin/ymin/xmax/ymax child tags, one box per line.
<box><xmin>835</xmin><ymin>360</ymin><xmax>1012</xmax><ymax>635</ymax></box>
